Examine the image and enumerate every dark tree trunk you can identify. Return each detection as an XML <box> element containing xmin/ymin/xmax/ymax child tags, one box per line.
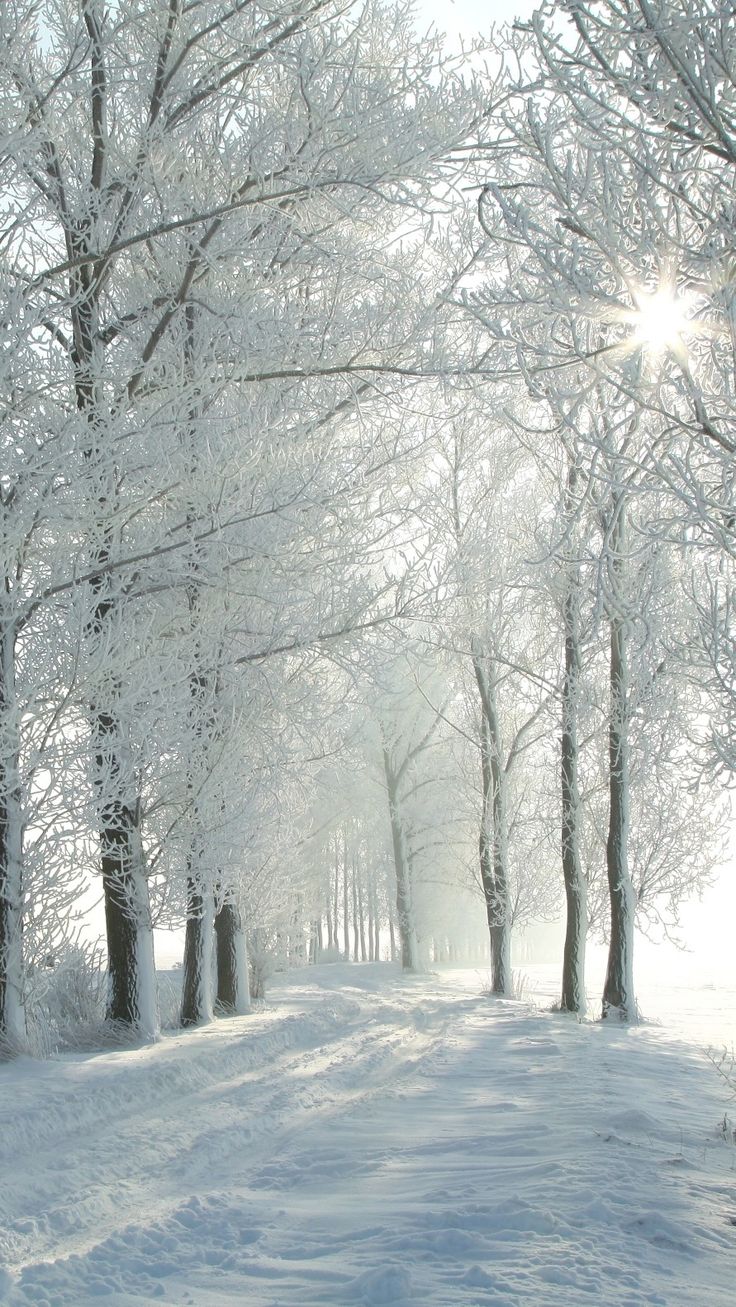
<box><xmin>72</xmin><ymin>214</ymin><xmax>155</xmax><ymax>1035</ymax></box>
<box><xmin>561</xmin><ymin>695</ymin><xmax>586</xmax><ymax>1009</ymax></box>
<box><xmin>560</xmin><ymin>484</ymin><xmax>587</xmax><ymax>1014</ymax></box>
<box><xmin>0</xmin><ymin>620</ymin><xmax>24</xmax><ymax>1048</ymax></box>
<box><xmin>473</xmin><ymin>656</ymin><xmax>511</xmax><ymax>995</ymax></box>
<box><xmin>214</xmin><ymin>898</ymin><xmax>249</xmax><ymax>1013</ymax></box>
<box><xmin>180</xmin><ymin>877</ymin><xmax>213</xmax><ymax>1026</ymax></box>
<box><xmin>178</xmin><ymin>305</ymin><xmax>228</xmax><ymax>1028</ymax></box>
<box><xmin>100</xmin><ymin>795</ymin><xmax>152</xmax><ymax>1029</ymax></box>
<box><xmin>602</xmin><ymin>500</ymin><xmax>636</xmax><ymax>1020</ymax></box>
<box><xmin>91</xmin><ymin>614</ymin><xmax>153</xmax><ymax>1026</ymax></box>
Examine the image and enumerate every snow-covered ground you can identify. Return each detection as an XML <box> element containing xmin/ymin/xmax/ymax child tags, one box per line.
<box><xmin>1</xmin><ymin>963</ymin><xmax>735</xmax><ymax>1307</ymax></box>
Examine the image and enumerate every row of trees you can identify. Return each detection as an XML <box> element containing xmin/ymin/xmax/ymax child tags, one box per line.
<box><xmin>466</xmin><ymin>0</ymin><xmax>735</xmax><ymax>1016</ymax></box>
<box><xmin>0</xmin><ymin>0</ymin><xmax>732</xmax><ymax>1051</ymax></box>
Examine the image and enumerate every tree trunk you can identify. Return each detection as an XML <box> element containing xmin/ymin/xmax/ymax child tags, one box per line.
<box><xmin>473</xmin><ymin>655</ymin><xmax>511</xmax><ymax>995</ymax></box>
<box><xmin>560</xmin><ymin>480</ymin><xmax>587</xmax><ymax>1014</ymax></box>
<box><xmin>326</xmin><ymin>864</ymin><xmax>335</xmax><ymax>950</ymax></box>
<box><xmin>95</xmin><ymin>712</ymin><xmax>157</xmax><ymax>1035</ymax></box>
<box><xmin>180</xmin><ymin>878</ymin><xmax>214</xmax><ymax>1026</ymax></box>
<box><xmin>178</xmin><ymin>305</ymin><xmax>221</xmax><ymax>1028</ymax></box>
<box><xmin>366</xmin><ymin>878</ymin><xmax>375</xmax><ymax>961</ymax></box>
<box><xmin>352</xmin><ymin>852</ymin><xmax>359</xmax><ymax>961</ymax></box>
<box><xmin>368</xmin><ymin>878</ymin><xmax>380</xmax><ymax>961</ymax></box>
<box><xmin>382</xmin><ymin>748</ymin><xmax>418</xmax><ymax>971</ymax></box>
<box><xmin>333</xmin><ymin>840</ymin><xmax>340</xmax><ymax>952</ymax></box>
<box><xmin>342</xmin><ymin>829</ymin><xmax>350</xmax><ymax>959</ymax></box>
<box><xmin>602</xmin><ymin>499</ymin><xmax>636</xmax><ymax>1021</ymax></box>
<box><xmin>73</xmin><ymin>218</ymin><xmax>157</xmax><ymax>1038</ymax></box>
<box><xmin>357</xmin><ymin>875</ymin><xmax>367</xmax><ymax>961</ymax></box>
<box><xmin>214</xmin><ymin>898</ymin><xmax>250</xmax><ymax>1014</ymax></box>
<box><xmin>0</xmin><ymin>619</ymin><xmax>25</xmax><ymax>1050</ymax></box>
<box><xmin>308</xmin><ymin>920</ymin><xmax>322</xmax><ymax>964</ymax></box>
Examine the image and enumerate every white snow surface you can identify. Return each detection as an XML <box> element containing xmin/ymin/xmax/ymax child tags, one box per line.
<box><xmin>1</xmin><ymin>963</ymin><xmax>735</xmax><ymax>1307</ymax></box>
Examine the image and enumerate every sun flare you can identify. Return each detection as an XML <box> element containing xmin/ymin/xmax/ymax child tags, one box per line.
<box><xmin>628</xmin><ymin>287</ymin><xmax>691</xmax><ymax>356</ymax></box>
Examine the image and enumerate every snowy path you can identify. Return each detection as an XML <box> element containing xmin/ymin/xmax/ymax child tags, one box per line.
<box><xmin>1</xmin><ymin>965</ymin><xmax>735</xmax><ymax>1307</ymax></box>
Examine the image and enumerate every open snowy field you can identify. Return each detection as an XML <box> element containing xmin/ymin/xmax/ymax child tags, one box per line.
<box><xmin>521</xmin><ymin>951</ymin><xmax>736</xmax><ymax>1055</ymax></box>
<box><xmin>1</xmin><ymin>963</ymin><xmax>735</xmax><ymax>1307</ymax></box>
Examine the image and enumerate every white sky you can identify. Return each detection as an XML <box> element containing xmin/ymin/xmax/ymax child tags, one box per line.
<box><xmin>415</xmin><ymin>0</ymin><xmax>538</xmax><ymax>41</ymax></box>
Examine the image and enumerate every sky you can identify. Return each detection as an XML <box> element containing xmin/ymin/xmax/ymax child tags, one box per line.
<box><xmin>415</xmin><ymin>0</ymin><xmax>539</xmax><ymax>41</ymax></box>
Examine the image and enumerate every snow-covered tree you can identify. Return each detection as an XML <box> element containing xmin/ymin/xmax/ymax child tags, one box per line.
<box><xmin>0</xmin><ymin>0</ymin><xmax>488</xmax><ymax>1039</ymax></box>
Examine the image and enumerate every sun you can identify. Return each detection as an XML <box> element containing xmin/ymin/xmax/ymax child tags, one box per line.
<box><xmin>627</xmin><ymin>286</ymin><xmax>692</xmax><ymax>357</ymax></box>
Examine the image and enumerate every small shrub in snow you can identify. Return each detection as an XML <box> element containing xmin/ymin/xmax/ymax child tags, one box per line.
<box><xmin>708</xmin><ymin>1047</ymin><xmax>736</xmax><ymax>1094</ymax></box>
<box><xmin>157</xmin><ymin>971</ymin><xmax>185</xmax><ymax>1030</ymax></box>
<box><xmin>710</xmin><ymin>1047</ymin><xmax>736</xmax><ymax>1089</ymax></box>
<box><xmin>510</xmin><ymin>970</ymin><xmax>532</xmax><ymax>1002</ymax></box>
<box><xmin>479</xmin><ymin>969</ymin><xmax>532</xmax><ymax>1003</ymax></box>
<box><xmin>25</xmin><ymin>944</ymin><xmax>107</xmax><ymax>1055</ymax></box>
<box><xmin>718</xmin><ymin>1114</ymin><xmax>736</xmax><ymax>1145</ymax></box>
<box><xmin>248</xmin><ymin>936</ymin><xmax>275</xmax><ymax>1001</ymax></box>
